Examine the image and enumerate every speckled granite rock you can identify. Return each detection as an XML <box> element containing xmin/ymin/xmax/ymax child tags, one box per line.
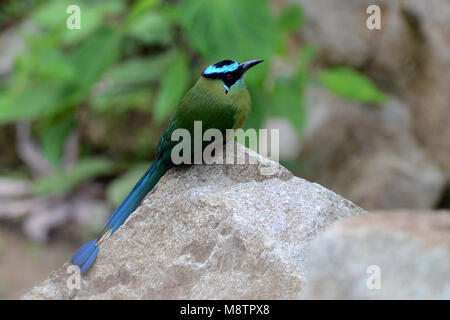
<box><xmin>300</xmin><ymin>86</ymin><xmax>445</xmax><ymax>210</ymax></box>
<box><xmin>301</xmin><ymin>210</ymin><xmax>450</xmax><ymax>299</ymax></box>
<box><xmin>291</xmin><ymin>0</ymin><xmax>450</xmax><ymax>178</ymax></box>
<box><xmin>22</xmin><ymin>142</ymin><xmax>363</xmax><ymax>299</ymax></box>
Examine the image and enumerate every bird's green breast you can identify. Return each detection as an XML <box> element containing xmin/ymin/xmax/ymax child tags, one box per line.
<box><xmin>157</xmin><ymin>77</ymin><xmax>251</xmax><ymax>158</ymax></box>
<box><xmin>190</xmin><ymin>76</ymin><xmax>250</xmax><ymax>128</ymax></box>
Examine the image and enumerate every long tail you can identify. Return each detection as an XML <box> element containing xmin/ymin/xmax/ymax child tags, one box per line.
<box><xmin>71</xmin><ymin>158</ymin><xmax>169</xmax><ymax>273</ymax></box>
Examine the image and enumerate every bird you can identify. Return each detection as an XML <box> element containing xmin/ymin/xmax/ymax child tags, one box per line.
<box><xmin>71</xmin><ymin>58</ymin><xmax>264</xmax><ymax>273</ymax></box>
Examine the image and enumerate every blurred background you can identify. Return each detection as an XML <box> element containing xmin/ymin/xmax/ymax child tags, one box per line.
<box><xmin>0</xmin><ymin>0</ymin><xmax>448</xmax><ymax>299</ymax></box>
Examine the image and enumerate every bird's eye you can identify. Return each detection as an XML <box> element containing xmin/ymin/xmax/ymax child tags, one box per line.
<box><xmin>226</xmin><ymin>74</ymin><xmax>233</xmax><ymax>80</ymax></box>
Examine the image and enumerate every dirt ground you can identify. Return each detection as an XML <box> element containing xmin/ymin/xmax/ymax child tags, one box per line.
<box><xmin>0</xmin><ymin>226</ymin><xmax>78</xmax><ymax>299</ymax></box>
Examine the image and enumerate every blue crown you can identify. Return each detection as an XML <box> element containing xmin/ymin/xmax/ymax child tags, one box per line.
<box><xmin>202</xmin><ymin>60</ymin><xmax>239</xmax><ymax>76</ymax></box>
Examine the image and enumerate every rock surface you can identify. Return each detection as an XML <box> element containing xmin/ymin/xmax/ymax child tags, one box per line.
<box><xmin>22</xmin><ymin>143</ymin><xmax>363</xmax><ymax>299</ymax></box>
<box><xmin>301</xmin><ymin>210</ymin><xmax>450</xmax><ymax>299</ymax></box>
<box><xmin>300</xmin><ymin>87</ymin><xmax>445</xmax><ymax>210</ymax></box>
<box><xmin>287</xmin><ymin>0</ymin><xmax>450</xmax><ymax>208</ymax></box>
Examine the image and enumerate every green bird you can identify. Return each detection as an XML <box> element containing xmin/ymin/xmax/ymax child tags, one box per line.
<box><xmin>71</xmin><ymin>58</ymin><xmax>263</xmax><ymax>273</ymax></box>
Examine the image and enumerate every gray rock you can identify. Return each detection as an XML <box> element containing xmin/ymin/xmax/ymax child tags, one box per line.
<box><xmin>22</xmin><ymin>142</ymin><xmax>363</xmax><ymax>299</ymax></box>
<box><xmin>301</xmin><ymin>210</ymin><xmax>450</xmax><ymax>299</ymax></box>
<box><xmin>291</xmin><ymin>0</ymin><xmax>450</xmax><ymax>177</ymax></box>
<box><xmin>265</xmin><ymin>117</ymin><xmax>301</xmax><ymax>160</ymax></box>
<box><xmin>300</xmin><ymin>86</ymin><xmax>445</xmax><ymax>210</ymax></box>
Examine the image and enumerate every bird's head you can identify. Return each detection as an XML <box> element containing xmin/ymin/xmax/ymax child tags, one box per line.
<box><xmin>201</xmin><ymin>59</ymin><xmax>263</xmax><ymax>93</ymax></box>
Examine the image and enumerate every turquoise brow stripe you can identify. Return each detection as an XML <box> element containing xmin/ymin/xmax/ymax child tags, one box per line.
<box><xmin>203</xmin><ymin>62</ymin><xmax>239</xmax><ymax>75</ymax></box>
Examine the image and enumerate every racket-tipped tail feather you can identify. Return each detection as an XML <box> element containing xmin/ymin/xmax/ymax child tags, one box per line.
<box><xmin>71</xmin><ymin>239</ymin><xmax>99</xmax><ymax>273</ymax></box>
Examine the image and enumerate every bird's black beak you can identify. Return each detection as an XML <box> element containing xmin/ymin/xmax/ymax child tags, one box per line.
<box><xmin>240</xmin><ymin>59</ymin><xmax>264</xmax><ymax>73</ymax></box>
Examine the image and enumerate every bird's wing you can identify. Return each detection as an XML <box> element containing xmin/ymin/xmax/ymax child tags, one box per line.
<box><xmin>156</xmin><ymin>88</ymin><xmax>237</xmax><ymax>160</ymax></box>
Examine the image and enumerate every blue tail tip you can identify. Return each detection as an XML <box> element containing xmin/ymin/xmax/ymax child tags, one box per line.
<box><xmin>71</xmin><ymin>238</ymin><xmax>99</xmax><ymax>273</ymax></box>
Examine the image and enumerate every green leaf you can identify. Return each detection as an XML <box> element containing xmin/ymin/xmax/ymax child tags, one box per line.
<box><xmin>40</xmin><ymin>116</ymin><xmax>75</xmax><ymax>166</ymax></box>
<box><xmin>106</xmin><ymin>163</ymin><xmax>150</xmax><ymax>207</ymax></box>
<box><xmin>0</xmin><ymin>83</ymin><xmax>70</xmax><ymax>123</ymax></box>
<box><xmin>126</xmin><ymin>12</ymin><xmax>172</xmax><ymax>45</ymax></box>
<box><xmin>17</xmin><ymin>47</ymin><xmax>76</xmax><ymax>82</ymax></box>
<box><xmin>32</xmin><ymin>0</ymin><xmax>70</xmax><ymax>30</ymax></box>
<box><xmin>153</xmin><ymin>53</ymin><xmax>189</xmax><ymax>123</ymax></box>
<box><xmin>91</xmin><ymin>55</ymin><xmax>173</xmax><ymax>112</ymax></box>
<box><xmin>318</xmin><ymin>67</ymin><xmax>388</xmax><ymax>104</ymax></box>
<box><xmin>271</xmin><ymin>77</ymin><xmax>306</xmax><ymax>134</ymax></box>
<box><xmin>68</xmin><ymin>28</ymin><xmax>122</xmax><ymax>104</ymax></box>
<box><xmin>32</xmin><ymin>0</ymin><xmax>124</xmax><ymax>45</ymax></box>
<box><xmin>33</xmin><ymin>158</ymin><xmax>114</xmax><ymax>196</ymax></box>
<box><xmin>0</xmin><ymin>43</ymin><xmax>77</xmax><ymax>122</ymax></box>
<box><xmin>295</xmin><ymin>45</ymin><xmax>316</xmax><ymax>90</ymax></box>
<box><xmin>178</xmin><ymin>0</ymin><xmax>277</xmax><ymax>63</ymax></box>
<box><xmin>0</xmin><ymin>28</ymin><xmax>122</xmax><ymax>123</ymax></box>
<box><xmin>243</xmin><ymin>88</ymin><xmax>269</xmax><ymax>131</ymax></box>
<box><xmin>277</xmin><ymin>3</ymin><xmax>304</xmax><ymax>33</ymax></box>
<box><xmin>126</xmin><ymin>0</ymin><xmax>161</xmax><ymax>23</ymax></box>
<box><xmin>105</xmin><ymin>54</ymin><xmax>172</xmax><ymax>87</ymax></box>
<box><xmin>297</xmin><ymin>45</ymin><xmax>317</xmax><ymax>70</ymax></box>
<box><xmin>91</xmin><ymin>88</ymin><xmax>152</xmax><ymax>113</ymax></box>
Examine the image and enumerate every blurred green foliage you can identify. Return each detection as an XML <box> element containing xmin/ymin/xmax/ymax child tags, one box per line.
<box><xmin>0</xmin><ymin>0</ymin><xmax>387</xmax><ymax>205</ymax></box>
<box><xmin>318</xmin><ymin>67</ymin><xmax>387</xmax><ymax>104</ymax></box>
<box><xmin>106</xmin><ymin>162</ymin><xmax>150</xmax><ymax>207</ymax></box>
<box><xmin>32</xmin><ymin>157</ymin><xmax>114</xmax><ymax>196</ymax></box>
